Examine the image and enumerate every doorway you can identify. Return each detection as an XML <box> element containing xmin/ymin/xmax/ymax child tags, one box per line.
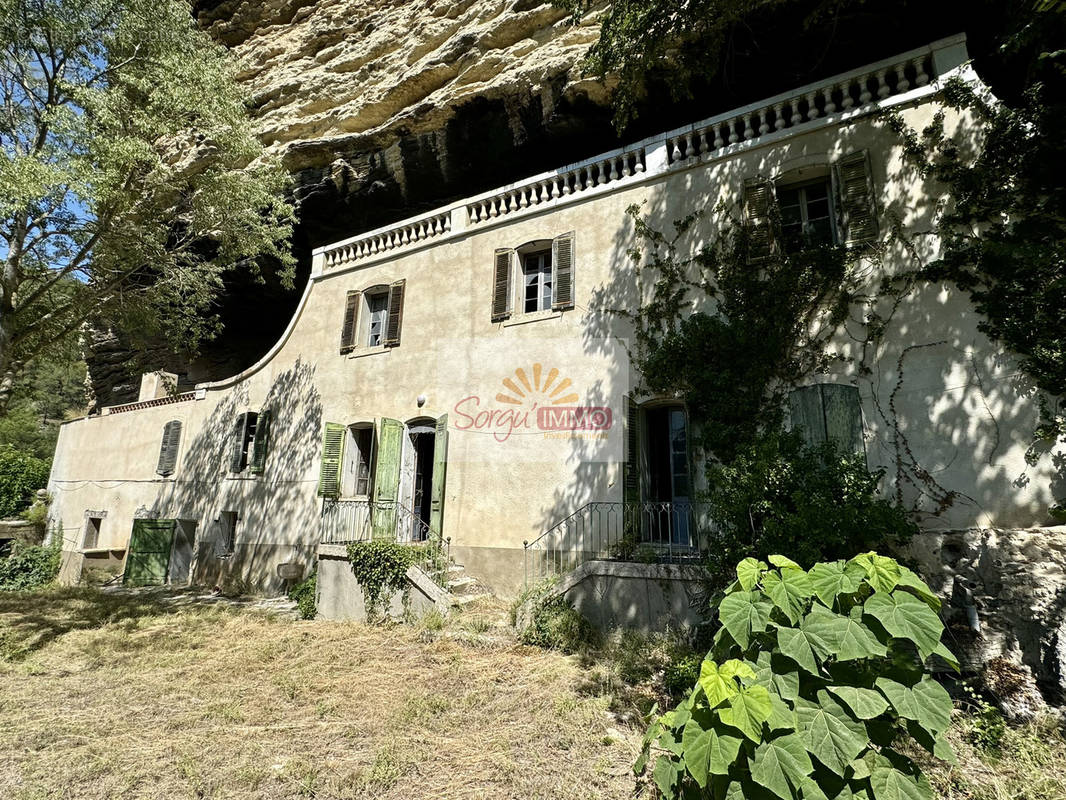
<box><xmin>400</xmin><ymin>420</ymin><xmax>436</xmax><ymax>541</ymax></box>
<box><xmin>167</xmin><ymin>520</ymin><xmax>197</xmax><ymax>584</ymax></box>
<box><xmin>642</xmin><ymin>405</ymin><xmax>691</xmax><ymax>545</ymax></box>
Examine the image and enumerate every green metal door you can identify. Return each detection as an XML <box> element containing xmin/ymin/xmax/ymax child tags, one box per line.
<box><xmin>124</xmin><ymin>519</ymin><xmax>176</xmax><ymax>586</ymax></box>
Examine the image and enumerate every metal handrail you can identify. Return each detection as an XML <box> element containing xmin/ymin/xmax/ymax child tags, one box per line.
<box><xmin>319</xmin><ymin>497</ymin><xmax>450</xmax><ymax>588</ymax></box>
<box><xmin>523</xmin><ymin>501</ymin><xmax>717</xmax><ymax>587</ymax></box>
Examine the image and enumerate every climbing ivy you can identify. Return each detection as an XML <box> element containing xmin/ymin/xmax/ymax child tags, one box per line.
<box><xmin>636</xmin><ymin>552</ymin><xmax>958</xmax><ymax>800</ymax></box>
<box><xmin>346</xmin><ymin>540</ymin><xmax>428</xmax><ymax>620</ymax></box>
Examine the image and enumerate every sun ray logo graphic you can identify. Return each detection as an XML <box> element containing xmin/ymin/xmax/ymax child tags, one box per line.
<box><xmin>495</xmin><ymin>363</ymin><xmax>581</xmax><ymax>407</ymax></box>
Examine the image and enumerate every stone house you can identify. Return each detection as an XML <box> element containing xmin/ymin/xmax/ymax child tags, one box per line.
<box><xmin>47</xmin><ymin>35</ymin><xmax>1063</xmax><ymax>617</ymax></box>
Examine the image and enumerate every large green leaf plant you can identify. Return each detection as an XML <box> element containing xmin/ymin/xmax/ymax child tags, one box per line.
<box><xmin>636</xmin><ymin>553</ymin><xmax>958</xmax><ymax>800</ymax></box>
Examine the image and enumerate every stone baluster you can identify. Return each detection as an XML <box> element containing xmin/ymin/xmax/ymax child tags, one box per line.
<box><xmin>442</xmin><ymin>214</ymin><xmax>451</xmax><ymax>232</ymax></box>
<box><xmin>620</xmin><ymin>155</ymin><xmax>632</xmax><ymax>178</ymax></box>
<box><xmin>634</xmin><ymin>152</ymin><xmax>646</xmax><ymax>173</ymax></box>
<box><xmin>597</xmin><ymin>161</ymin><xmax>608</xmax><ymax>184</ymax></box>
<box><xmin>858</xmin><ymin>74</ymin><xmax>873</xmax><ymax>104</ymax></box>
<box><xmin>609</xmin><ymin>158</ymin><xmax>619</xmax><ymax>181</ymax></box>
<box><xmin>713</xmin><ymin>123</ymin><xmax>725</xmax><ymax>148</ymax></box>
<box><xmin>758</xmin><ymin>110</ymin><xmax>770</xmax><ymax>135</ymax></box>
<box><xmin>913</xmin><ymin>56</ymin><xmax>929</xmax><ymax>87</ymax></box>
<box><xmin>668</xmin><ymin>137</ymin><xmax>680</xmax><ymax>163</ymax></box>
<box><xmin>841</xmin><ymin>80</ymin><xmax>855</xmax><ymax>110</ymax></box>
<box><xmin>743</xmin><ymin>115</ymin><xmax>755</xmax><ymax>140</ymax></box>
<box><xmin>518</xmin><ymin>188</ymin><xmax>529</xmax><ymax>208</ymax></box>
<box><xmin>584</xmin><ymin>166</ymin><xmax>594</xmax><ymax>189</ymax></box>
<box><xmin>823</xmin><ymin>86</ymin><xmax>837</xmax><ymax>114</ymax></box>
<box><xmin>728</xmin><ymin>119</ymin><xmax>739</xmax><ymax>144</ymax></box>
<box><xmin>773</xmin><ymin>103</ymin><xmax>785</xmax><ymax>130</ymax></box>
<box><xmin>895</xmin><ymin>62</ymin><xmax>910</xmax><ymax>92</ymax></box>
<box><xmin>507</xmin><ymin>192</ymin><xmax>518</xmax><ymax>213</ymax></box>
<box><xmin>876</xmin><ymin>68</ymin><xmax>891</xmax><ymax>99</ymax></box>
<box><xmin>806</xmin><ymin>91</ymin><xmax>820</xmax><ymax>120</ymax></box>
<box><xmin>698</xmin><ymin>130</ymin><xmax>709</xmax><ymax>155</ymax></box>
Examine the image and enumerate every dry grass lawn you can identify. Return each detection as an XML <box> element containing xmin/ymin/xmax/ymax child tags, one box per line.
<box><xmin>0</xmin><ymin>588</ymin><xmax>641</xmax><ymax>800</ymax></box>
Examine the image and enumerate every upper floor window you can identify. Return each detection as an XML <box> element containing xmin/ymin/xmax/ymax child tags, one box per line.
<box><xmin>492</xmin><ymin>232</ymin><xmax>574</xmax><ymax>322</ymax></box>
<box><xmin>743</xmin><ymin>150</ymin><xmax>878</xmax><ymax>262</ymax></box>
<box><xmin>229</xmin><ymin>408</ymin><xmax>272</xmax><ymax>475</ymax></box>
<box><xmin>522</xmin><ymin>250</ymin><xmax>553</xmax><ymax>313</ymax></box>
<box><xmin>339</xmin><ymin>280</ymin><xmax>406</xmax><ymax>353</ymax></box>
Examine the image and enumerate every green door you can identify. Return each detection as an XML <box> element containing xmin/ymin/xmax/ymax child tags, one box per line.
<box><xmin>124</xmin><ymin>519</ymin><xmax>176</xmax><ymax>586</ymax></box>
<box><xmin>429</xmin><ymin>414</ymin><xmax>448</xmax><ymax>535</ymax></box>
<box><xmin>372</xmin><ymin>418</ymin><xmax>404</xmax><ymax>540</ymax></box>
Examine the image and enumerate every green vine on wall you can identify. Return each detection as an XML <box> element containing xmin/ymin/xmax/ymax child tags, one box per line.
<box><xmin>346</xmin><ymin>540</ymin><xmax>428</xmax><ymax>620</ymax></box>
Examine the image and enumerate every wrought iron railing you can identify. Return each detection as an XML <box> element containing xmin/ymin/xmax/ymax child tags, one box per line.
<box><xmin>319</xmin><ymin>498</ymin><xmax>450</xmax><ymax>588</ymax></box>
<box><xmin>523</xmin><ymin>501</ymin><xmax>718</xmax><ymax>587</ymax></box>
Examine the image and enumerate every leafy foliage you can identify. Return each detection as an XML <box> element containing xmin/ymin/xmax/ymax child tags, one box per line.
<box><xmin>0</xmin><ymin>538</ymin><xmax>60</xmax><ymax>590</ymax></box>
<box><xmin>0</xmin><ymin>0</ymin><xmax>295</xmax><ymax>396</ymax></box>
<box><xmin>706</xmin><ymin>431</ymin><xmax>916</xmax><ymax>578</ymax></box>
<box><xmin>288</xmin><ymin>570</ymin><xmax>317</xmax><ymax>620</ymax></box>
<box><xmin>0</xmin><ymin>444</ymin><xmax>49</xmax><ymax>518</ymax></box>
<box><xmin>622</xmin><ymin>204</ymin><xmax>860</xmax><ymax>463</ymax></box>
<box><xmin>512</xmin><ymin>578</ymin><xmax>597</xmax><ymax>652</ymax></box>
<box><xmin>346</xmin><ymin>540</ymin><xmax>428</xmax><ymax>620</ymax></box>
<box><xmin>637</xmin><ymin>553</ymin><xmax>958</xmax><ymax>800</ymax></box>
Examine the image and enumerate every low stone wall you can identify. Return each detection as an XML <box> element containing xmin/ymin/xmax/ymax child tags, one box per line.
<box><xmin>556</xmin><ymin>560</ymin><xmax>711</xmax><ymax>633</ymax></box>
<box><xmin>904</xmin><ymin>526</ymin><xmax>1066</xmax><ymax>696</ymax></box>
<box><xmin>316</xmin><ymin>544</ymin><xmax>451</xmax><ymax>622</ymax></box>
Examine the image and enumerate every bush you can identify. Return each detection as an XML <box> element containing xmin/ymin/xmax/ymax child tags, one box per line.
<box><xmin>346</xmin><ymin>540</ymin><xmax>427</xmax><ymax>620</ymax></box>
<box><xmin>0</xmin><ymin>539</ymin><xmax>61</xmax><ymax>591</ymax></box>
<box><xmin>637</xmin><ymin>552</ymin><xmax>958</xmax><ymax>800</ymax></box>
<box><xmin>513</xmin><ymin>579</ymin><xmax>597</xmax><ymax>653</ymax></box>
<box><xmin>706</xmin><ymin>431</ymin><xmax>916</xmax><ymax>580</ymax></box>
<box><xmin>288</xmin><ymin>571</ymin><xmax>317</xmax><ymax>620</ymax></box>
<box><xmin>0</xmin><ymin>445</ymin><xmax>50</xmax><ymax>519</ymax></box>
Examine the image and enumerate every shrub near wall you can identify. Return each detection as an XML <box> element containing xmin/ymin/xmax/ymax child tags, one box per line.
<box><xmin>0</xmin><ymin>446</ymin><xmax>49</xmax><ymax>519</ymax></box>
<box><xmin>0</xmin><ymin>540</ymin><xmax>61</xmax><ymax>591</ymax></box>
<box><xmin>638</xmin><ymin>553</ymin><xmax>957</xmax><ymax>800</ymax></box>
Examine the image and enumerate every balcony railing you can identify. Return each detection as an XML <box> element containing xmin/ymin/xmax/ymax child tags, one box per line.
<box><xmin>523</xmin><ymin>501</ymin><xmax>719</xmax><ymax>586</ymax></box>
<box><xmin>319</xmin><ymin>498</ymin><xmax>450</xmax><ymax>587</ymax></box>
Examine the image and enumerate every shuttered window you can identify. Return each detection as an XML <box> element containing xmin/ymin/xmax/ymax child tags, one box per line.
<box><xmin>156</xmin><ymin>420</ymin><xmax>182</xmax><ymax>477</ymax></box>
<box><xmin>744</xmin><ymin>176</ymin><xmax>778</xmax><ymax>261</ymax></box>
<box><xmin>788</xmin><ymin>384</ymin><xmax>865</xmax><ymax>455</ymax></box>
<box><xmin>339</xmin><ymin>290</ymin><xmax>361</xmax><ymax>353</ymax></box>
<box><xmin>492</xmin><ymin>248</ymin><xmax>513</xmax><ymax>322</ymax></box>
<box><xmin>317</xmin><ymin>422</ymin><xmax>346</xmax><ymax>497</ymax></box>
<box><xmin>229</xmin><ymin>412</ymin><xmax>257</xmax><ymax>473</ymax></box>
<box><xmin>249</xmin><ymin>408</ymin><xmax>272</xmax><ymax>475</ymax></box>
<box><xmin>383</xmin><ymin>280</ymin><xmax>405</xmax><ymax>347</ymax></box>
<box><xmin>834</xmin><ymin>150</ymin><xmax>878</xmax><ymax>245</ymax></box>
<box><xmin>552</xmin><ymin>231</ymin><xmax>575</xmax><ymax>311</ymax></box>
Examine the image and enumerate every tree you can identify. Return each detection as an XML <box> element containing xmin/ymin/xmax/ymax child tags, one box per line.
<box><xmin>0</xmin><ymin>0</ymin><xmax>295</xmax><ymax>410</ymax></box>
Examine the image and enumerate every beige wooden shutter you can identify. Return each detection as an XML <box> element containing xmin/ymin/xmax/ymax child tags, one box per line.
<box><xmin>491</xmin><ymin>248</ymin><xmax>513</xmax><ymax>322</ymax></box>
<box><xmin>834</xmin><ymin>150</ymin><xmax>878</xmax><ymax>245</ymax></box>
<box><xmin>551</xmin><ymin>232</ymin><xmax>575</xmax><ymax>311</ymax></box>
<box><xmin>317</xmin><ymin>422</ymin><xmax>346</xmax><ymax>497</ymax></box>
<box><xmin>339</xmin><ymin>290</ymin><xmax>361</xmax><ymax>353</ymax></box>
<box><xmin>156</xmin><ymin>420</ymin><xmax>182</xmax><ymax>477</ymax></box>
<box><xmin>383</xmin><ymin>280</ymin><xmax>405</xmax><ymax>347</ymax></box>
<box><xmin>743</xmin><ymin>176</ymin><xmax>777</xmax><ymax>262</ymax></box>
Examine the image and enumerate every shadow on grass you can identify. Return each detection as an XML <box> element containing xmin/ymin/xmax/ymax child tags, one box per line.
<box><xmin>0</xmin><ymin>585</ymin><xmax>183</xmax><ymax>662</ymax></box>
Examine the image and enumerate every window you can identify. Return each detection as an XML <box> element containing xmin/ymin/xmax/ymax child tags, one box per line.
<box><xmin>342</xmin><ymin>424</ymin><xmax>375</xmax><ymax>497</ymax></box>
<box><xmin>216</xmin><ymin>510</ymin><xmax>238</xmax><ymax>557</ymax></box>
<box><xmin>491</xmin><ymin>232</ymin><xmax>575</xmax><ymax>322</ymax></box>
<box><xmin>778</xmin><ymin>179</ymin><xmax>836</xmax><ymax>251</ymax></box>
<box><xmin>231</xmin><ymin>412</ymin><xmax>257</xmax><ymax>473</ymax></box>
<box><xmin>82</xmin><ymin>516</ymin><xmax>102</xmax><ymax>549</ymax></box>
<box><xmin>338</xmin><ymin>281</ymin><xmax>406</xmax><ymax>353</ymax></box>
<box><xmin>228</xmin><ymin>409</ymin><xmax>273</xmax><ymax>475</ymax></box>
<box><xmin>367</xmin><ymin>291</ymin><xmax>388</xmax><ymax>347</ymax></box>
<box><xmin>156</xmin><ymin>420</ymin><xmax>182</xmax><ymax>477</ymax></box>
<box><xmin>522</xmin><ymin>250</ymin><xmax>553</xmax><ymax>313</ymax></box>
<box><xmin>788</xmin><ymin>383</ymin><xmax>865</xmax><ymax>456</ymax></box>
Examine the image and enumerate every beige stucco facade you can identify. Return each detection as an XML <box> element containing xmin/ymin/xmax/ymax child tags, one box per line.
<box><xmin>48</xmin><ymin>35</ymin><xmax>1064</xmax><ymax>596</ymax></box>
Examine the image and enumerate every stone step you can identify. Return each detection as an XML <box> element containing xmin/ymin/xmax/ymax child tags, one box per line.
<box><xmin>451</xmin><ymin>592</ymin><xmax>493</xmax><ymax>607</ymax></box>
<box><xmin>447</xmin><ymin>575</ymin><xmax>477</xmax><ymax>591</ymax></box>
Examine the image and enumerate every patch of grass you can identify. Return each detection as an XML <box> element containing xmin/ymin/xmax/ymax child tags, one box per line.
<box><xmin>0</xmin><ymin>586</ymin><xmax>639</xmax><ymax>799</ymax></box>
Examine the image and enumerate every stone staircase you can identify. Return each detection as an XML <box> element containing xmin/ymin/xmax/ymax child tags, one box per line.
<box><xmin>445</xmin><ymin>561</ymin><xmax>493</xmax><ymax>608</ymax></box>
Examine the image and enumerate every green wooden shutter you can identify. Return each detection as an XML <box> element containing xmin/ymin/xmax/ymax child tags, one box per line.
<box><xmin>743</xmin><ymin>176</ymin><xmax>777</xmax><ymax>262</ymax></box>
<box><xmin>789</xmin><ymin>384</ymin><xmax>864</xmax><ymax>455</ymax></box>
<box><xmin>789</xmin><ymin>386</ymin><xmax>827</xmax><ymax>447</ymax></box>
<box><xmin>835</xmin><ymin>150</ymin><xmax>878</xmax><ymax>245</ymax></box>
<box><xmin>821</xmin><ymin>384</ymin><xmax>864</xmax><ymax>456</ymax></box>
<box><xmin>372</xmin><ymin>417</ymin><xmax>404</xmax><ymax>539</ymax></box>
<box><xmin>249</xmin><ymin>408</ymin><xmax>272</xmax><ymax>475</ymax></box>
<box><xmin>124</xmin><ymin>519</ymin><xmax>176</xmax><ymax>586</ymax></box>
<box><xmin>551</xmin><ymin>232</ymin><xmax>575</xmax><ymax>311</ymax></box>
<box><xmin>491</xmin><ymin>248</ymin><xmax>513</xmax><ymax>322</ymax></box>
<box><xmin>429</xmin><ymin>414</ymin><xmax>448</xmax><ymax>535</ymax></box>
<box><xmin>383</xmin><ymin>280</ymin><xmax>405</xmax><ymax>347</ymax></box>
<box><xmin>623</xmin><ymin>395</ymin><xmax>641</xmax><ymax>504</ymax></box>
<box><xmin>229</xmin><ymin>413</ymin><xmax>251</xmax><ymax>473</ymax></box>
<box><xmin>317</xmin><ymin>422</ymin><xmax>346</xmax><ymax>497</ymax></box>
<box><xmin>340</xmin><ymin>290</ymin><xmax>361</xmax><ymax>353</ymax></box>
<box><xmin>156</xmin><ymin>420</ymin><xmax>182</xmax><ymax>477</ymax></box>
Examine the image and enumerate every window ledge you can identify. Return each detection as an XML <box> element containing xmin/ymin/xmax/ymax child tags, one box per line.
<box><xmin>80</xmin><ymin>547</ymin><xmax>124</xmax><ymax>555</ymax></box>
<box><xmin>348</xmin><ymin>345</ymin><xmax>389</xmax><ymax>359</ymax></box>
<box><xmin>225</xmin><ymin>474</ymin><xmax>262</xmax><ymax>481</ymax></box>
<box><xmin>502</xmin><ymin>309</ymin><xmax>563</xmax><ymax>328</ymax></box>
